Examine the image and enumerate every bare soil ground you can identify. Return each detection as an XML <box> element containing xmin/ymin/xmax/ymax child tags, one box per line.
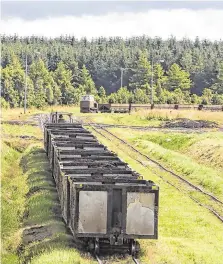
<box><xmin>163</xmin><ymin>118</ymin><xmax>219</xmax><ymax>128</ymax></box>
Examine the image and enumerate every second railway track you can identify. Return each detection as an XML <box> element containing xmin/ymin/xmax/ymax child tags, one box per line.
<box><xmin>87</xmin><ymin>123</ymin><xmax>223</xmax><ymax>223</ymax></box>
<box><xmin>80</xmin><ymin>121</ymin><xmax>213</xmax><ymax>133</ymax></box>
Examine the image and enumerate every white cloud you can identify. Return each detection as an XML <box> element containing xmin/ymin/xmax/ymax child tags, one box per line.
<box><xmin>1</xmin><ymin>9</ymin><xmax>223</xmax><ymax>40</ymax></box>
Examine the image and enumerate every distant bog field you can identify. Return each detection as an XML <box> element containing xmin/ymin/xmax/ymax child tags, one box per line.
<box><xmin>1</xmin><ymin>106</ymin><xmax>223</xmax><ymax>264</ymax></box>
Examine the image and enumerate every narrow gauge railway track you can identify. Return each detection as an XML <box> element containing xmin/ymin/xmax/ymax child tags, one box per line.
<box><xmin>37</xmin><ymin>114</ymin><xmax>222</xmax><ymax>264</ymax></box>
<box><xmin>100</xmin><ymin>127</ymin><xmax>223</xmax><ymax>205</ymax></box>
<box><xmin>87</xmin><ymin>124</ymin><xmax>223</xmax><ymax>223</ymax></box>
<box><xmin>95</xmin><ymin>254</ymin><xmax>140</xmax><ymax>264</ymax></box>
<box><xmin>81</xmin><ymin>122</ymin><xmax>160</xmax><ymax>130</ymax></box>
<box><xmin>80</xmin><ymin>122</ymin><xmax>210</xmax><ymax>133</ymax></box>
<box><xmin>41</xmin><ymin>114</ymin><xmax>158</xmax><ymax>263</ymax></box>
<box><xmin>35</xmin><ymin>113</ymin><xmax>50</xmax><ymax>131</ymax></box>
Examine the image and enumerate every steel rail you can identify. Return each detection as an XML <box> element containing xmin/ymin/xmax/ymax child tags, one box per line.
<box><xmin>83</xmin><ymin>122</ymin><xmax>213</xmax><ymax>132</ymax></box>
<box><xmin>95</xmin><ymin>254</ymin><xmax>103</xmax><ymax>264</ymax></box>
<box><xmin>132</xmin><ymin>257</ymin><xmax>140</xmax><ymax>264</ymax></box>
<box><xmin>89</xmin><ymin>124</ymin><xmax>223</xmax><ymax>223</ymax></box>
<box><xmin>100</xmin><ymin>126</ymin><xmax>223</xmax><ymax>206</ymax></box>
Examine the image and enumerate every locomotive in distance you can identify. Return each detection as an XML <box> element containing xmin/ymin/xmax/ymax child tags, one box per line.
<box><xmin>43</xmin><ymin>112</ymin><xmax>159</xmax><ymax>256</ymax></box>
<box><xmin>80</xmin><ymin>95</ymin><xmax>223</xmax><ymax>113</ymax></box>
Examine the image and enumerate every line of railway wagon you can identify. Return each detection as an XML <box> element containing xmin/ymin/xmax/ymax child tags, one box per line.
<box><xmin>97</xmin><ymin>103</ymin><xmax>223</xmax><ymax>113</ymax></box>
<box><xmin>80</xmin><ymin>94</ymin><xmax>223</xmax><ymax>113</ymax></box>
<box><xmin>43</xmin><ymin>120</ymin><xmax>159</xmax><ymax>256</ymax></box>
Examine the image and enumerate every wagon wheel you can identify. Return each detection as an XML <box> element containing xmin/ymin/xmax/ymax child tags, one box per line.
<box><xmin>130</xmin><ymin>240</ymin><xmax>140</xmax><ymax>257</ymax></box>
<box><xmin>94</xmin><ymin>240</ymin><xmax>100</xmax><ymax>255</ymax></box>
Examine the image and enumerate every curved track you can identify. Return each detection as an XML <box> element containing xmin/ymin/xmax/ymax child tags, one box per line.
<box><xmin>102</xmin><ymin>127</ymin><xmax>223</xmax><ymax>205</ymax></box>
<box><xmin>88</xmin><ymin>124</ymin><xmax>223</xmax><ymax>223</ymax></box>
<box><xmin>80</xmin><ymin>122</ymin><xmax>212</xmax><ymax>133</ymax></box>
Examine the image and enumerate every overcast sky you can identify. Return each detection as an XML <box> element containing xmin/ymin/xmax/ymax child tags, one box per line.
<box><xmin>1</xmin><ymin>1</ymin><xmax>223</xmax><ymax>40</ymax></box>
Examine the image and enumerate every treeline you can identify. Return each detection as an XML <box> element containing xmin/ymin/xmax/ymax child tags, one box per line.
<box><xmin>1</xmin><ymin>35</ymin><xmax>223</xmax><ymax>108</ymax></box>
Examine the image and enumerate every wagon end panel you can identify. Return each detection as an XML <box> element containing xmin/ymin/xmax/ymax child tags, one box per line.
<box><xmin>78</xmin><ymin>190</ymin><xmax>108</xmax><ymax>234</ymax></box>
<box><xmin>125</xmin><ymin>190</ymin><xmax>159</xmax><ymax>239</ymax></box>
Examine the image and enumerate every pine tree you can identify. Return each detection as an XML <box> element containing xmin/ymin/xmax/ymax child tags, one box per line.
<box><xmin>29</xmin><ymin>59</ymin><xmax>56</xmax><ymax>106</ymax></box>
<box><xmin>212</xmin><ymin>94</ymin><xmax>223</xmax><ymax>104</ymax></box>
<box><xmin>1</xmin><ymin>36</ymin><xmax>223</xmax><ymax>106</ymax></box>
<box><xmin>108</xmin><ymin>93</ymin><xmax>118</xmax><ymax>103</ymax></box>
<box><xmin>167</xmin><ymin>63</ymin><xmax>191</xmax><ymax>92</ymax></box>
<box><xmin>171</xmin><ymin>88</ymin><xmax>185</xmax><ymax>104</ymax></box>
<box><xmin>1</xmin><ymin>65</ymin><xmax>19</xmax><ymax>107</ymax></box>
<box><xmin>1</xmin><ymin>54</ymin><xmax>35</xmax><ymax>107</ymax></box>
<box><xmin>98</xmin><ymin>86</ymin><xmax>107</xmax><ymax>103</ymax></box>
<box><xmin>25</xmin><ymin>77</ymin><xmax>35</xmax><ymax>107</ymax></box>
<box><xmin>201</xmin><ymin>88</ymin><xmax>213</xmax><ymax>104</ymax></box>
<box><xmin>65</xmin><ymin>58</ymin><xmax>81</xmax><ymax>88</ymax></box>
<box><xmin>53</xmin><ymin>61</ymin><xmax>74</xmax><ymax>104</ymax></box>
<box><xmin>180</xmin><ymin>51</ymin><xmax>193</xmax><ymax>72</ymax></box>
<box><xmin>50</xmin><ymin>72</ymin><xmax>61</xmax><ymax>105</ymax></box>
<box><xmin>211</xmin><ymin>62</ymin><xmax>223</xmax><ymax>94</ymax></box>
<box><xmin>153</xmin><ymin>63</ymin><xmax>167</xmax><ymax>97</ymax></box>
<box><xmin>130</xmin><ymin>51</ymin><xmax>152</xmax><ymax>92</ymax></box>
<box><xmin>116</xmin><ymin>87</ymin><xmax>132</xmax><ymax>103</ymax></box>
<box><xmin>133</xmin><ymin>88</ymin><xmax>149</xmax><ymax>103</ymax></box>
<box><xmin>79</xmin><ymin>65</ymin><xmax>97</xmax><ymax>95</ymax></box>
<box><xmin>191</xmin><ymin>94</ymin><xmax>201</xmax><ymax>104</ymax></box>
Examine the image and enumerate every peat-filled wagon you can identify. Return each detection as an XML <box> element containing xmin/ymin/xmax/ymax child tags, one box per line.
<box><xmin>44</xmin><ymin>121</ymin><xmax>159</xmax><ymax>256</ymax></box>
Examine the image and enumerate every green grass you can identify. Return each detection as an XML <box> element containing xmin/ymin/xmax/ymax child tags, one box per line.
<box><xmin>186</xmin><ymin>137</ymin><xmax>223</xmax><ymax>170</ymax></box>
<box><xmin>1</xmin><ymin>142</ymin><xmax>29</xmax><ymax>263</ymax></box>
<box><xmin>109</xmin><ymin>128</ymin><xmax>223</xmax><ymax>199</ymax></box>
<box><xmin>88</xmin><ymin>128</ymin><xmax>223</xmax><ymax>264</ymax></box>
<box><xmin>81</xmin><ymin>112</ymin><xmax>163</xmax><ymax>126</ymax></box>
<box><xmin>136</xmin><ymin>132</ymin><xmax>197</xmax><ymax>151</ymax></box>
<box><xmin>1</xmin><ymin>107</ymin><xmax>223</xmax><ymax>264</ymax></box>
<box><xmin>2</xmin><ymin>124</ymin><xmax>42</xmax><ymax>139</ymax></box>
<box><xmin>78</xmin><ymin>108</ymin><xmax>223</xmax><ymax>126</ymax></box>
<box><xmin>29</xmin><ymin>249</ymin><xmax>94</xmax><ymax>264</ymax></box>
<box><xmin>1</xmin><ymin>120</ymin><xmax>92</xmax><ymax>264</ymax></box>
<box><xmin>139</xmin><ymin>131</ymin><xmax>223</xmax><ymax>170</ymax></box>
<box><xmin>136</xmin><ymin>140</ymin><xmax>222</xmax><ymax>194</ymax></box>
<box><xmin>19</xmin><ymin>146</ymin><xmax>97</xmax><ymax>264</ymax></box>
<box><xmin>135</xmin><ymin>131</ymin><xmax>223</xmax><ymax>155</ymax></box>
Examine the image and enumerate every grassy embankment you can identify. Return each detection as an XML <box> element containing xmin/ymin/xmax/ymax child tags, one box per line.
<box><xmin>1</xmin><ymin>110</ymin><xmax>96</xmax><ymax>264</ymax></box>
<box><xmin>108</xmin><ymin>129</ymin><xmax>223</xmax><ymax>200</ymax></box>
<box><xmin>88</xmin><ymin>126</ymin><xmax>223</xmax><ymax>264</ymax></box>
<box><xmin>20</xmin><ymin>146</ymin><xmax>96</xmax><ymax>264</ymax></box>
<box><xmin>1</xmin><ymin>121</ymin><xmax>43</xmax><ymax>263</ymax></box>
<box><xmin>1</xmin><ymin>140</ymin><xmax>28</xmax><ymax>264</ymax></box>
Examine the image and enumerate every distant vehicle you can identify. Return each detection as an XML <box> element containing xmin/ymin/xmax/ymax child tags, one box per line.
<box><xmin>80</xmin><ymin>95</ymin><xmax>98</xmax><ymax>113</ymax></box>
<box><xmin>50</xmin><ymin>112</ymin><xmax>74</xmax><ymax>123</ymax></box>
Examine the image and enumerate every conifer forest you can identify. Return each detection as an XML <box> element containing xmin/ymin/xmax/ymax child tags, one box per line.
<box><xmin>1</xmin><ymin>35</ymin><xmax>223</xmax><ymax>108</ymax></box>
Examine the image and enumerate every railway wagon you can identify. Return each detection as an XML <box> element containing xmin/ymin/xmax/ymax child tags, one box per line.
<box><xmin>98</xmin><ymin>104</ymin><xmax>152</xmax><ymax>113</ymax></box>
<box><xmin>198</xmin><ymin>104</ymin><xmax>223</xmax><ymax>111</ymax></box>
<box><xmin>80</xmin><ymin>95</ymin><xmax>98</xmax><ymax>113</ymax></box>
<box><xmin>44</xmin><ymin>122</ymin><xmax>159</xmax><ymax>256</ymax></box>
<box><xmin>95</xmin><ymin>102</ymin><xmax>223</xmax><ymax>113</ymax></box>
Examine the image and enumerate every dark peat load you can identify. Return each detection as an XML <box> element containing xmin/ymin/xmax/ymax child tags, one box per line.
<box><xmin>44</xmin><ymin>120</ymin><xmax>159</xmax><ymax>256</ymax></box>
